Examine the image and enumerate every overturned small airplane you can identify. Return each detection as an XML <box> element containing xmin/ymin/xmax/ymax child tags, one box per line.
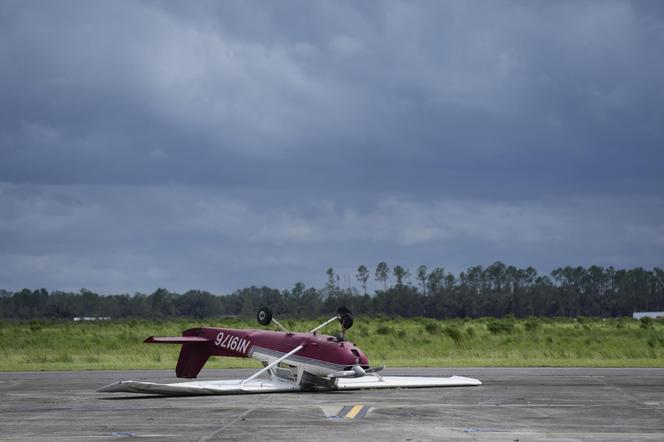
<box><xmin>99</xmin><ymin>307</ymin><xmax>481</xmax><ymax>395</ymax></box>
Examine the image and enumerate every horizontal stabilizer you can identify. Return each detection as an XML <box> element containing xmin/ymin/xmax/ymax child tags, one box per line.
<box><xmin>143</xmin><ymin>336</ymin><xmax>210</xmax><ymax>344</ymax></box>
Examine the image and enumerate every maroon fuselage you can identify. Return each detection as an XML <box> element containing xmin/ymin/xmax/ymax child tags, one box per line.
<box><xmin>184</xmin><ymin>327</ymin><xmax>369</xmax><ymax>369</ymax></box>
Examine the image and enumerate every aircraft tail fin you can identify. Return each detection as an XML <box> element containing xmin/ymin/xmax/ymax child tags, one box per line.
<box><xmin>175</xmin><ymin>342</ymin><xmax>211</xmax><ymax>378</ymax></box>
<box><xmin>143</xmin><ymin>329</ymin><xmax>212</xmax><ymax>379</ymax></box>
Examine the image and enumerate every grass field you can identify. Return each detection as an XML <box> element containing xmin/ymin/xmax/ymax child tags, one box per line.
<box><xmin>0</xmin><ymin>316</ymin><xmax>663</xmax><ymax>371</ymax></box>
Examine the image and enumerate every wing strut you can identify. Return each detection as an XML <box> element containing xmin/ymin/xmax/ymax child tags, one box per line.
<box><xmin>242</xmin><ymin>345</ymin><xmax>304</xmax><ymax>385</ymax></box>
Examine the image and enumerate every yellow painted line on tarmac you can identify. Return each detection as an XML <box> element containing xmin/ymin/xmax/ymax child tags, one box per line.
<box><xmin>328</xmin><ymin>404</ymin><xmax>370</xmax><ymax>420</ymax></box>
<box><xmin>344</xmin><ymin>404</ymin><xmax>364</xmax><ymax>419</ymax></box>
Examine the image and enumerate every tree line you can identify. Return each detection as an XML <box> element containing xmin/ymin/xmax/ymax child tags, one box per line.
<box><xmin>1</xmin><ymin>262</ymin><xmax>663</xmax><ymax>320</ymax></box>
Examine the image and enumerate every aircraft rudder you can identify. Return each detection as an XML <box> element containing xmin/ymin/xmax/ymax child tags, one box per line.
<box><xmin>175</xmin><ymin>342</ymin><xmax>211</xmax><ymax>378</ymax></box>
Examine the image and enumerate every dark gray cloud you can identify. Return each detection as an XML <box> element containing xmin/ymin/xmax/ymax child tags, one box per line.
<box><xmin>1</xmin><ymin>1</ymin><xmax>662</xmax><ymax>293</ymax></box>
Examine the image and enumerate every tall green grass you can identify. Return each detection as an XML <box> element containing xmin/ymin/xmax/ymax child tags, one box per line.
<box><xmin>0</xmin><ymin>316</ymin><xmax>662</xmax><ymax>371</ymax></box>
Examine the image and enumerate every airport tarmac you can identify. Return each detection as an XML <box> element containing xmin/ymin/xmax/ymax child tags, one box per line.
<box><xmin>1</xmin><ymin>367</ymin><xmax>663</xmax><ymax>441</ymax></box>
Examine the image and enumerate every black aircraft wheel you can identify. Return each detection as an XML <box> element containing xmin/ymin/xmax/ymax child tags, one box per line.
<box><xmin>337</xmin><ymin>306</ymin><xmax>352</xmax><ymax>317</ymax></box>
<box><xmin>339</xmin><ymin>312</ymin><xmax>354</xmax><ymax>330</ymax></box>
<box><xmin>256</xmin><ymin>307</ymin><xmax>273</xmax><ymax>326</ymax></box>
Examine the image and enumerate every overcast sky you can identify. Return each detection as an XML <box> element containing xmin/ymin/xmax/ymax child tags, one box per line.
<box><xmin>1</xmin><ymin>0</ymin><xmax>663</xmax><ymax>294</ymax></box>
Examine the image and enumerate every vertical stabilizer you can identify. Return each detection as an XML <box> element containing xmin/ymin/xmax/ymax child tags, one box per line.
<box><xmin>176</xmin><ymin>343</ymin><xmax>210</xmax><ymax>378</ymax></box>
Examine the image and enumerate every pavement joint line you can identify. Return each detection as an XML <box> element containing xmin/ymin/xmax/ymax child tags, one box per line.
<box><xmin>197</xmin><ymin>398</ymin><xmax>270</xmax><ymax>441</ymax></box>
<box><xmin>590</xmin><ymin>374</ymin><xmax>664</xmax><ymax>418</ymax></box>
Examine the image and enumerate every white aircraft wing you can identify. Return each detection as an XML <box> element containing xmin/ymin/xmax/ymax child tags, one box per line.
<box><xmin>99</xmin><ymin>375</ymin><xmax>480</xmax><ymax>395</ymax></box>
<box><xmin>336</xmin><ymin>375</ymin><xmax>481</xmax><ymax>390</ymax></box>
<box><xmin>98</xmin><ymin>378</ymin><xmax>300</xmax><ymax>395</ymax></box>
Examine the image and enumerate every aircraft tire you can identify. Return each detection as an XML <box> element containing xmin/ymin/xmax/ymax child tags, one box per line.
<box><xmin>339</xmin><ymin>312</ymin><xmax>354</xmax><ymax>330</ymax></box>
<box><xmin>256</xmin><ymin>307</ymin><xmax>273</xmax><ymax>326</ymax></box>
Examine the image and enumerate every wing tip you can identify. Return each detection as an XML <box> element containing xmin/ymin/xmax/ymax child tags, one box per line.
<box><xmin>97</xmin><ymin>381</ymin><xmax>126</xmax><ymax>392</ymax></box>
<box><xmin>451</xmin><ymin>375</ymin><xmax>482</xmax><ymax>385</ymax></box>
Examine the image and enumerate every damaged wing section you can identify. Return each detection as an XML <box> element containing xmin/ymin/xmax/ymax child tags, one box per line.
<box><xmin>98</xmin><ymin>375</ymin><xmax>480</xmax><ymax>396</ymax></box>
<box><xmin>98</xmin><ymin>378</ymin><xmax>299</xmax><ymax>395</ymax></box>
